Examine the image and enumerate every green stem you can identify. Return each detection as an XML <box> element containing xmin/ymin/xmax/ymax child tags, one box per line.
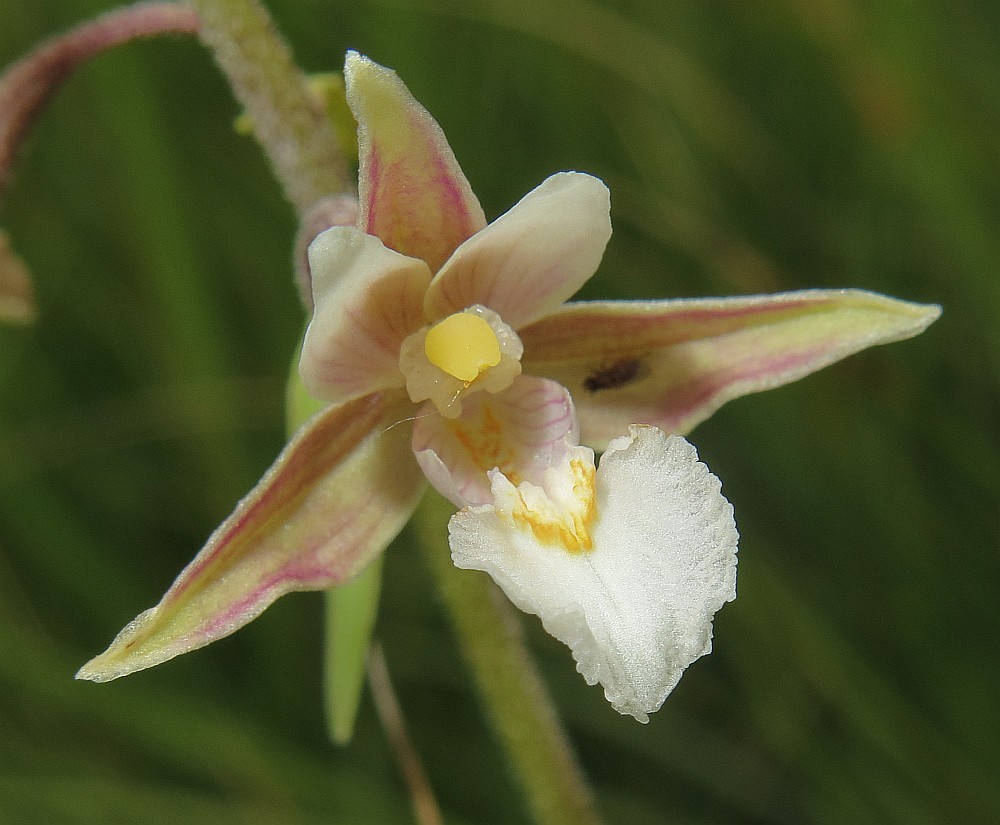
<box><xmin>186</xmin><ymin>0</ymin><xmax>351</xmax><ymax>213</ymax></box>
<box><xmin>412</xmin><ymin>491</ymin><xmax>604</xmax><ymax>825</ymax></box>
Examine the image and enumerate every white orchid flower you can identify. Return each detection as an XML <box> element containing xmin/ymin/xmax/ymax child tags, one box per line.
<box><xmin>78</xmin><ymin>53</ymin><xmax>938</xmax><ymax>720</ymax></box>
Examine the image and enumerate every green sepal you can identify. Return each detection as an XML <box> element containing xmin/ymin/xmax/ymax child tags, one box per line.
<box><xmin>324</xmin><ymin>559</ymin><xmax>383</xmax><ymax>744</ymax></box>
<box><xmin>286</xmin><ymin>348</ymin><xmax>384</xmax><ymax>746</ymax></box>
<box><xmin>285</xmin><ymin>340</ymin><xmax>327</xmax><ymax>430</ymax></box>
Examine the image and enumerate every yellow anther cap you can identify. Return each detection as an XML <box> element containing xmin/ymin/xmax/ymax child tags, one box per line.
<box><xmin>424</xmin><ymin>312</ymin><xmax>502</xmax><ymax>383</ymax></box>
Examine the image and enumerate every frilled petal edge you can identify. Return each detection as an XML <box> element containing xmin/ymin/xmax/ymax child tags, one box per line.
<box><xmin>77</xmin><ymin>392</ymin><xmax>425</xmax><ymax>682</ymax></box>
<box><xmin>520</xmin><ymin>289</ymin><xmax>941</xmax><ymax>448</ymax></box>
<box><xmin>449</xmin><ymin>426</ymin><xmax>738</xmax><ymax>721</ymax></box>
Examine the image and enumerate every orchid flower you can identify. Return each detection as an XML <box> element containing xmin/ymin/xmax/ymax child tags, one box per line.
<box><xmin>77</xmin><ymin>52</ymin><xmax>939</xmax><ymax>721</ymax></box>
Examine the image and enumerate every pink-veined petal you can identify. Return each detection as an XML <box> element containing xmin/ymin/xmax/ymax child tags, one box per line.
<box><xmin>345</xmin><ymin>52</ymin><xmax>486</xmax><ymax>272</ymax></box>
<box><xmin>301</xmin><ymin>227</ymin><xmax>432</xmax><ymax>404</ymax></box>
<box><xmin>412</xmin><ymin>375</ymin><xmax>579</xmax><ymax>507</ymax></box>
<box><xmin>76</xmin><ymin>392</ymin><xmax>425</xmax><ymax>682</ymax></box>
<box><xmin>520</xmin><ymin>289</ymin><xmax>941</xmax><ymax>448</ymax></box>
<box><xmin>423</xmin><ymin>172</ymin><xmax>612</xmax><ymax>328</ymax></box>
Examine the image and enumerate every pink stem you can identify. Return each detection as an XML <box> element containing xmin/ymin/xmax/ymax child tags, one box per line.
<box><xmin>0</xmin><ymin>2</ymin><xmax>199</xmax><ymax>199</ymax></box>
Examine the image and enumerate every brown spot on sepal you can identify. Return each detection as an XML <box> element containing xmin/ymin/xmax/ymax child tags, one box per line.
<box><xmin>583</xmin><ymin>356</ymin><xmax>648</xmax><ymax>393</ymax></box>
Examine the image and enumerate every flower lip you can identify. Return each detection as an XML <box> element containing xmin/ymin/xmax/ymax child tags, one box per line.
<box><xmin>449</xmin><ymin>426</ymin><xmax>739</xmax><ymax>721</ymax></box>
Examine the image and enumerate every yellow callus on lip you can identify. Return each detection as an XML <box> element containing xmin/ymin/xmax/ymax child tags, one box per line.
<box><xmin>424</xmin><ymin>312</ymin><xmax>501</xmax><ymax>383</ymax></box>
<box><xmin>510</xmin><ymin>457</ymin><xmax>597</xmax><ymax>553</ymax></box>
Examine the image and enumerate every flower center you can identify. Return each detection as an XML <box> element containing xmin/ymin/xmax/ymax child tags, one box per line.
<box><xmin>398</xmin><ymin>305</ymin><xmax>523</xmax><ymax>418</ymax></box>
<box><xmin>424</xmin><ymin>312</ymin><xmax>501</xmax><ymax>382</ymax></box>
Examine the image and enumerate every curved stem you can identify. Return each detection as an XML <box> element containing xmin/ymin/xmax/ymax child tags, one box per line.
<box><xmin>0</xmin><ymin>2</ymin><xmax>199</xmax><ymax>200</ymax></box>
<box><xmin>412</xmin><ymin>491</ymin><xmax>604</xmax><ymax>825</ymax></box>
<box><xmin>186</xmin><ymin>0</ymin><xmax>351</xmax><ymax>213</ymax></box>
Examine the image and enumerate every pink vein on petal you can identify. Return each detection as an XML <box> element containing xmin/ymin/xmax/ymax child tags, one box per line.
<box><xmin>363</xmin><ymin>147</ymin><xmax>382</xmax><ymax>234</ymax></box>
<box><xmin>642</xmin><ymin>348</ymin><xmax>825</xmax><ymax>432</ymax></box>
<box><xmin>521</xmin><ymin>297</ymin><xmax>823</xmax><ymax>362</ymax></box>
<box><xmin>431</xmin><ymin>149</ymin><xmax>473</xmax><ymax>243</ymax></box>
<box><xmin>164</xmin><ymin>396</ymin><xmax>382</xmax><ymax>607</ymax></box>
<box><xmin>199</xmin><ymin>493</ymin><xmax>380</xmax><ymax>638</ymax></box>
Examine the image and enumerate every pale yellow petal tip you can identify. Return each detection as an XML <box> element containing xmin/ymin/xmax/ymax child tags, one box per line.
<box><xmin>343</xmin><ymin>51</ymin><xmax>395</xmax><ymax>96</ymax></box>
<box><xmin>0</xmin><ymin>231</ymin><xmax>37</xmax><ymax>325</ymax></box>
<box><xmin>342</xmin><ymin>52</ymin><xmax>424</xmax><ymax>137</ymax></box>
<box><xmin>880</xmin><ymin>296</ymin><xmax>942</xmax><ymax>342</ymax></box>
<box><xmin>914</xmin><ymin>301</ymin><xmax>943</xmax><ymax>329</ymax></box>
<box><xmin>75</xmin><ymin>643</ymin><xmax>173</xmax><ymax>684</ymax></box>
<box><xmin>75</xmin><ymin>646</ymin><xmax>132</xmax><ymax>683</ymax></box>
<box><xmin>849</xmin><ymin>290</ymin><xmax>942</xmax><ymax>333</ymax></box>
<box><xmin>75</xmin><ymin>655</ymin><xmax>119</xmax><ymax>683</ymax></box>
<box><xmin>74</xmin><ymin>607</ymin><xmax>181</xmax><ymax>683</ymax></box>
<box><xmin>343</xmin><ymin>49</ymin><xmax>369</xmax><ymax>75</ymax></box>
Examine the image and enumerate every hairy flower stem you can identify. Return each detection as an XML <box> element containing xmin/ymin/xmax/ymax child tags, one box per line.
<box><xmin>185</xmin><ymin>0</ymin><xmax>351</xmax><ymax>214</ymax></box>
<box><xmin>413</xmin><ymin>491</ymin><xmax>604</xmax><ymax>825</ymax></box>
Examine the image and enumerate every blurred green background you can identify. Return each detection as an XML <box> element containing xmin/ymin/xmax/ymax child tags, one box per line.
<box><xmin>1</xmin><ymin>1</ymin><xmax>996</xmax><ymax>822</ymax></box>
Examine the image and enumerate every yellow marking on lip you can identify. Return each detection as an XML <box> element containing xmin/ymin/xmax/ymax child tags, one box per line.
<box><xmin>511</xmin><ymin>458</ymin><xmax>596</xmax><ymax>553</ymax></box>
<box><xmin>449</xmin><ymin>406</ymin><xmax>520</xmax><ymax>483</ymax></box>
